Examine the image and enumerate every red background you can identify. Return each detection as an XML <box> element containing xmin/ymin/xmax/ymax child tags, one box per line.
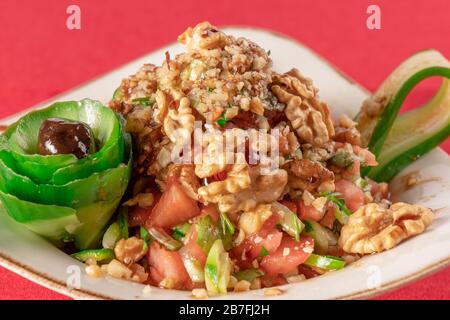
<box><xmin>0</xmin><ymin>0</ymin><xmax>449</xmax><ymax>299</ymax></box>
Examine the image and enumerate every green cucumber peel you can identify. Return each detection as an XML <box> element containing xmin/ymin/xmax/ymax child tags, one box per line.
<box><xmin>304</xmin><ymin>254</ymin><xmax>345</xmax><ymax>270</ymax></box>
<box><xmin>71</xmin><ymin>248</ymin><xmax>115</xmax><ymax>264</ymax></box>
<box><xmin>356</xmin><ymin>50</ymin><xmax>450</xmax><ymax>181</ymax></box>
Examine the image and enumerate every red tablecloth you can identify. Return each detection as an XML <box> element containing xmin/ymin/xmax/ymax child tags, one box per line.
<box><xmin>0</xmin><ymin>0</ymin><xmax>449</xmax><ymax>300</ymax></box>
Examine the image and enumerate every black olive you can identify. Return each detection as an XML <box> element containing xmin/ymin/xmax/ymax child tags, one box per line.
<box><xmin>38</xmin><ymin>118</ymin><xmax>95</xmax><ymax>159</ymax></box>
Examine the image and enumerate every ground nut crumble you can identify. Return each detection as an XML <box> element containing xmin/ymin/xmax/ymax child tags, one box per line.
<box><xmin>100</xmin><ymin>22</ymin><xmax>436</xmax><ymax>294</ymax></box>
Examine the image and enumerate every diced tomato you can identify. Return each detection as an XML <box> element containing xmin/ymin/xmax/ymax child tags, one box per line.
<box><xmin>335</xmin><ymin>179</ymin><xmax>365</xmax><ymax>212</ymax></box>
<box><xmin>298</xmin><ymin>199</ymin><xmax>325</xmax><ymax>222</ymax></box>
<box><xmin>128</xmin><ymin>206</ymin><xmax>151</xmax><ymax>228</ymax></box>
<box><xmin>279</xmin><ymin>199</ymin><xmax>297</xmax><ymax>214</ymax></box>
<box><xmin>247</xmin><ymin>229</ymin><xmax>283</xmax><ymax>261</ymax></box>
<box><xmin>180</xmin><ymin>224</ymin><xmax>207</xmax><ymax>266</ymax></box>
<box><xmin>230</xmin><ymin>213</ymin><xmax>282</xmax><ymax>267</ymax></box>
<box><xmin>199</xmin><ymin>203</ymin><xmax>220</xmax><ymax>222</ymax></box>
<box><xmin>320</xmin><ymin>202</ymin><xmax>336</xmax><ymax>229</ymax></box>
<box><xmin>146</xmin><ymin>177</ymin><xmax>200</xmax><ymax>229</ymax></box>
<box><xmin>147</xmin><ymin>241</ymin><xmax>190</xmax><ymax>289</ymax></box>
<box><xmin>260</xmin><ymin>236</ymin><xmax>314</xmax><ymax>275</ymax></box>
<box><xmin>128</xmin><ymin>192</ymin><xmax>161</xmax><ymax>227</ymax></box>
<box><xmin>352</xmin><ymin>145</ymin><xmax>378</xmax><ymax>166</ymax></box>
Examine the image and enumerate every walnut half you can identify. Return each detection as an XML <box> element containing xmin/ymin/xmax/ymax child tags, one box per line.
<box><xmin>271</xmin><ymin>69</ymin><xmax>334</xmax><ymax>147</ymax></box>
<box><xmin>338</xmin><ymin>202</ymin><xmax>434</xmax><ymax>254</ymax></box>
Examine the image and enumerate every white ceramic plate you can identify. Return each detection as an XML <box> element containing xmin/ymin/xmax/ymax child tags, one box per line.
<box><xmin>0</xmin><ymin>26</ymin><xmax>449</xmax><ymax>300</ymax></box>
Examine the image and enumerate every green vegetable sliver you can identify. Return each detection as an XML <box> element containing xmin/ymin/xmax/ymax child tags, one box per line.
<box><xmin>102</xmin><ymin>222</ymin><xmax>121</xmax><ymax>249</ymax></box>
<box><xmin>148</xmin><ymin>227</ymin><xmax>182</xmax><ymax>251</ymax></box>
<box><xmin>204</xmin><ymin>239</ymin><xmax>230</xmax><ymax>295</ymax></box>
<box><xmin>71</xmin><ymin>249</ymin><xmax>115</xmax><ymax>264</ymax></box>
<box><xmin>118</xmin><ymin>206</ymin><xmax>129</xmax><ymax>239</ymax></box>
<box><xmin>304</xmin><ymin>254</ymin><xmax>345</xmax><ymax>270</ymax></box>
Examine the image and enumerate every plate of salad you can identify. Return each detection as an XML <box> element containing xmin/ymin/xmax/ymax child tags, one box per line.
<box><xmin>0</xmin><ymin>23</ymin><xmax>449</xmax><ymax>300</ymax></box>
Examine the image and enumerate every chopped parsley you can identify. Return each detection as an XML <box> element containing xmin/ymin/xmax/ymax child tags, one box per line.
<box><xmin>320</xmin><ymin>192</ymin><xmax>352</xmax><ymax>216</ymax></box>
<box><xmin>216</xmin><ymin>113</ymin><xmax>229</xmax><ymax>128</ymax></box>
<box><xmin>267</xmin><ymin>50</ymin><xmax>271</xmax><ymax>56</ymax></box>
<box><xmin>259</xmin><ymin>246</ymin><xmax>269</xmax><ymax>257</ymax></box>
<box><xmin>207</xmin><ymin>87</ymin><xmax>214</xmax><ymax>92</ymax></box>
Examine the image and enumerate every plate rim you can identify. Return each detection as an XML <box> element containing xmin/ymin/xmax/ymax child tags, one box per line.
<box><xmin>0</xmin><ymin>24</ymin><xmax>449</xmax><ymax>300</ymax></box>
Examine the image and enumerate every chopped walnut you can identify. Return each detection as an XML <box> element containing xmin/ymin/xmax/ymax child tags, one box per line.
<box><xmin>238</xmin><ymin>204</ymin><xmax>273</xmax><ymax>235</ymax></box>
<box><xmin>105</xmin><ymin>259</ymin><xmax>148</xmax><ymax>283</ymax></box>
<box><xmin>199</xmin><ymin>157</ymin><xmax>288</xmax><ymax>213</ymax></box>
<box><xmin>264</xmin><ymin>288</ymin><xmax>284</xmax><ymax>296</ymax></box>
<box><xmin>163</xmin><ymin>97</ymin><xmax>195</xmax><ymax>145</ymax></box>
<box><xmin>334</xmin><ymin>114</ymin><xmax>361</xmax><ymax>146</ymax></box>
<box><xmin>114</xmin><ymin>237</ymin><xmax>147</xmax><ymax>265</ymax></box>
<box><xmin>178</xmin><ymin>21</ymin><xmax>229</xmax><ymax>50</ymax></box>
<box><xmin>339</xmin><ymin>202</ymin><xmax>434</xmax><ymax>254</ymax></box>
<box><xmin>153</xmin><ymin>90</ymin><xmax>172</xmax><ymax>124</ymax></box>
<box><xmin>123</xmin><ymin>193</ymin><xmax>154</xmax><ymax>207</ymax></box>
<box><xmin>286</xmin><ymin>158</ymin><xmax>334</xmax><ymax>192</ymax></box>
<box><xmin>272</xmin><ymin>69</ymin><xmax>334</xmax><ymax>147</ymax></box>
<box><xmin>234</xmin><ymin>280</ymin><xmax>251</xmax><ymax>292</ymax></box>
<box><xmin>165</xmin><ymin>164</ymin><xmax>201</xmax><ymax>200</ymax></box>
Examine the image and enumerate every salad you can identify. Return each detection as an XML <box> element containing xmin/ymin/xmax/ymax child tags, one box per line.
<box><xmin>0</xmin><ymin>22</ymin><xmax>449</xmax><ymax>298</ymax></box>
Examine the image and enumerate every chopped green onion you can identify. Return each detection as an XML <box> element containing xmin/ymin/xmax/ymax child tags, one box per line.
<box><xmin>118</xmin><ymin>207</ymin><xmax>129</xmax><ymax>239</ymax></box>
<box><xmin>102</xmin><ymin>222</ymin><xmax>121</xmax><ymax>249</ymax></box>
<box><xmin>205</xmin><ymin>239</ymin><xmax>231</xmax><ymax>295</ymax></box>
<box><xmin>234</xmin><ymin>268</ymin><xmax>263</xmax><ymax>282</ymax></box>
<box><xmin>140</xmin><ymin>226</ymin><xmax>150</xmax><ymax>251</ymax></box>
<box><xmin>180</xmin><ymin>251</ymin><xmax>205</xmax><ymax>283</ymax></box>
<box><xmin>172</xmin><ymin>222</ymin><xmax>192</xmax><ymax>241</ymax></box>
<box><xmin>219</xmin><ymin>212</ymin><xmax>235</xmax><ymax>250</ymax></box>
<box><xmin>148</xmin><ymin>227</ymin><xmax>182</xmax><ymax>251</ymax></box>
<box><xmin>321</xmin><ymin>192</ymin><xmax>352</xmax><ymax>217</ymax></box>
<box><xmin>71</xmin><ymin>248</ymin><xmax>115</xmax><ymax>264</ymax></box>
<box><xmin>273</xmin><ymin>201</ymin><xmax>305</xmax><ymax>241</ymax></box>
<box><xmin>195</xmin><ymin>215</ymin><xmax>220</xmax><ymax>254</ymax></box>
<box><xmin>303</xmin><ymin>220</ymin><xmax>329</xmax><ymax>255</ymax></box>
<box><xmin>304</xmin><ymin>254</ymin><xmax>345</xmax><ymax>270</ymax></box>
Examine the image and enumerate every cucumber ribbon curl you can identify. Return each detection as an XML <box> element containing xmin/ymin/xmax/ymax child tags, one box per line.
<box><xmin>356</xmin><ymin>50</ymin><xmax>450</xmax><ymax>182</ymax></box>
